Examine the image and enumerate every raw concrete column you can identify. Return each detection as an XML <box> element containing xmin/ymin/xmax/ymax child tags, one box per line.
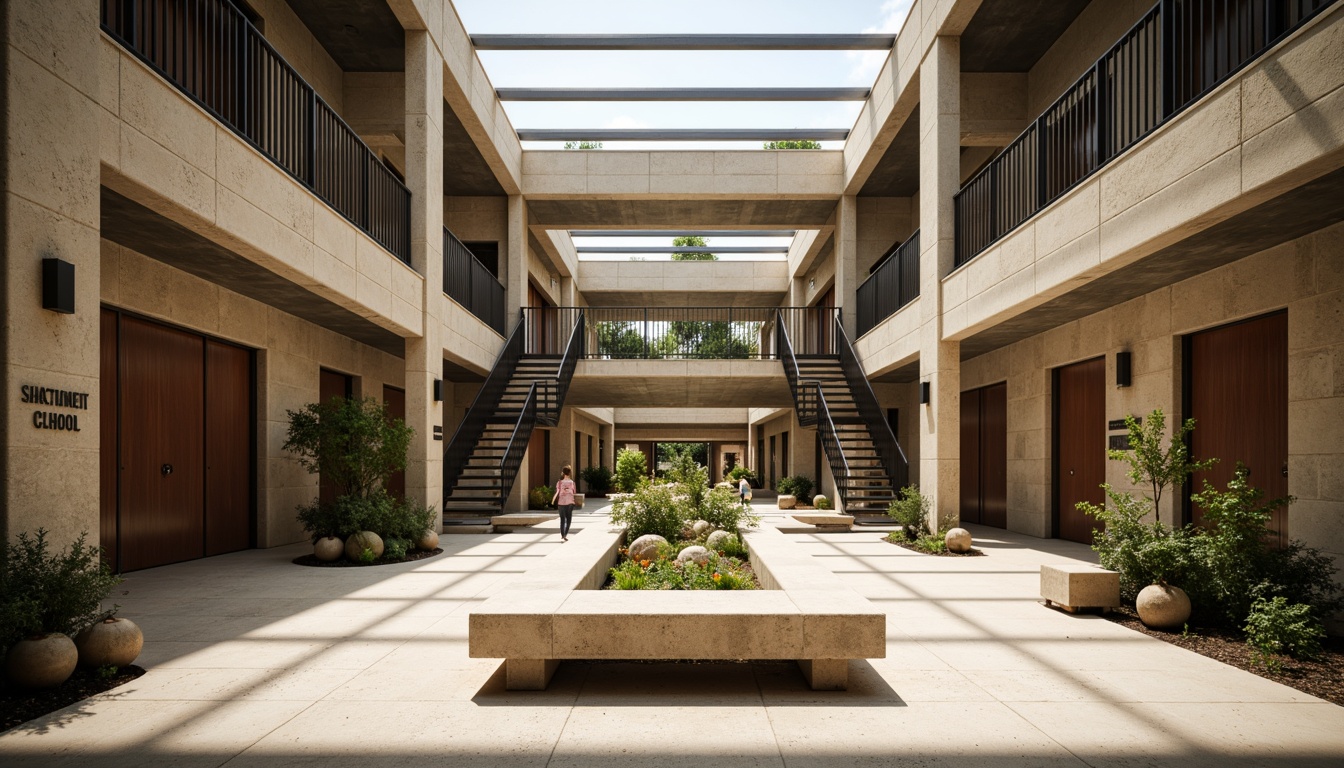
<box><xmin>1</xmin><ymin>0</ymin><xmax>102</xmax><ymax>544</ymax></box>
<box><xmin>505</xmin><ymin>196</ymin><xmax>529</xmax><ymax>331</ymax></box>
<box><xmin>917</xmin><ymin>36</ymin><xmax>963</xmax><ymax>529</ymax></box>
<box><xmin>403</xmin><ymin>30</ymin><xmax>444</xmax><ymax>525</ymax></box>
<box><xmin>834</xmin><ymin>196</ymin><xmax>859</xmax><ymax>338</ymax></box>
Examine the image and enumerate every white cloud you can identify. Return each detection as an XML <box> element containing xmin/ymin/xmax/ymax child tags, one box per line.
<box><xmin>848</xmin><ymin>0</ymin><xmax>915</xmax><ymax>85</ymax></box>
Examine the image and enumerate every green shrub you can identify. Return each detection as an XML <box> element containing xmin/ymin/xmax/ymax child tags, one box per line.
<box><xmin>296</xmin><ymin>495</ymin><xmax>369</xmax><ymax>541</ymax></box>
<box><xmin>711</xmin><ymin>533</ymin><xmax>749</xmax><ymax>559</ymax></box>
<box><xmin>0</xmin><ymin>530</ymin><xmax>122</xmax><ymax>650</ymax></box>
<box><xmin>283</xmin><ymin>396</ymin><xmax>412</xmax><ymax>499</ymax></box>
<box><xmin>581</xmin><ymin>465</ymin><xmax>613</xmax><ymax>494</ymax></box>
<box><xmin>726</xmin><ymin>465</ymin><xmax>755</xmax><ymax>484</ymax></box>
<box><xmin>383</xmin><ymin>538</ymin><xmax>409</xmax><ymax>561</ymax></box>
<box><xmin>614</xmin><ymin>448</ymin><xmax>648</xmax><ymax>492</ymax></box>
<box><xmin>776</xmin><ymin>475</ymin><xmax>814</xmax><ymax>499</ymax></box>
<box><xmin>607</xmin><ymin>551</ymin><xmax>756</xmax><ymax>591</ymax></box>
<box><xmin>610</xmin><ymin>483</ymin><xmax>683</xmax><ymax>541</ymax></box>
<box><xmin>1245</xmin><ymin>596</ymin><xmax>1325</xmax><ymax>669</ymax></box>
<box><xmin>529</xmin><ymin>485</ymin><xmax>554</xmax><ymax>510</ymax></box>
<box><xmin>669</xmin><ymin>455</ymin><xmax>711</xmax><ymax>511</ymax></box>
<box><xmin>307</xmin><ymin>492</ymin><xmax>434</xmax><ymax>543</ymax></box>
<box><xmin>814</xmin><ymin>495</ymin><xmax>831</xmax><ymax>510</ymax></box>
<box><xmin>357</xmin><ymin>547</ymin><xmax>377</xmax><ymax>565</ymax></box>
<box><xmin>697</xmin><ymin>486</ymin><xmax>760</xmax><ymax>534</ymax></box>
<box><xmin>886</xmin><ymin>485</ymin><xmax>931</xmax><ymax>542</ymax></box>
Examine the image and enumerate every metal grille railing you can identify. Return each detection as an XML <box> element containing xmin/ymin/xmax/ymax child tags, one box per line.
<box><xmin>856</xmin><ymin>230</ymin><xmax>920</xmax><ymax>337</ymax></box>
<box><xmin>544</xmin><ymin>307</ymin><xmax>840</xmax><ymax>360</ymax></box>
<box><xmin>443</xmin><ymin>228</ymin><xmax>505</xmax><ymax>334</ymax></box>
<box><xmin>955</xmin><ymin>0</ymin><xmax>1333</xmax><ymax>267</ymax></box>
<box><xmin>101</xmin><ymin>0</ymin><xmax>412</xmax><ymax>264</ymax></box>
<box><xmin>834</xmin><ymin>314</ymin><xmax>909</xmax><ymax>490</ymax></box>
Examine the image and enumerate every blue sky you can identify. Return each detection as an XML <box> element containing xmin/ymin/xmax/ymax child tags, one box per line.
<box><xmin>452</xmin><ymin>0</ymin><xmax>915</xmax><ymax>151</ymax></box>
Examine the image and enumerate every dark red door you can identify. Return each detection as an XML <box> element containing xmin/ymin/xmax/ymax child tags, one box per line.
<box><xmin>960</xmin><ymin>383</ymin><xmax>1007</xmax><ymax>528</ymax></box>
<box><xmin>383</xmin><ymin>385</ymin><xmax>406</xmax><ymax>499</ymax></box>
<box><xmin>119</xmin><ymin>316</ymin><xmax>205</xmax><ymax>571</ymax></box>
<box><xmin>100</xmin><ymin>309</ymin><xmax>120</xmax><ymax>570</ymax></box>
<box><xmin>1188</xmin><ymin>312</ymin><xmax>1288</xmax><ymax>544</ymax></box>
<box><xmin>1056</xmin><ymin>357</ymin><xmax>1106</xmax><ymax>544</ymax></box>
<box><xmin>960</xmin><ymin>388</ymin><xmax>982</xmax><ymax>525</ymax></box>
<box><xmin>205</xmin><ymin>340</ymin><xmax>252</xmax><ymax>556</ymax></box>
<box><xmin>318</xmin><ymin>369</ymin><xmax>352</xmax><ymax>505</ymax></box>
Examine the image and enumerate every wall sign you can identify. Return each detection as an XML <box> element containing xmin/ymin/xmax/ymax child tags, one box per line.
<box><xmin>1108</xmin><ymin>416</ymin><xmax>1141</xmax><ymax>431</ymax></box>
<box><xmin>20</xmin><ymin>384</ymin><xmax>90</xmax><ymax>432</ymax></box>
<box><xmin>1108</xmin><ymin>435</ymin><xmax>1131</xmax><ymax>450</ymax></box>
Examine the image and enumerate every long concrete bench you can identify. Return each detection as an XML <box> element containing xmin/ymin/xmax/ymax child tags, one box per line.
<box><xmin>469</xmin><ymin>525</ymin><xmax>885</xmax><ymax>691</ymax></box>
<box><xmin>1040</xmin><ymin>563</ymin><xmax>1121</xmax><ymax>613</ymax></box>
<box><xmin>490</xmin><ymin>513</ymin><xmax>557</xmax><ymax>532</ymax></box>
<box><xmin>790</xmin><ymin>513</ymin><xmax>855</xmax><ymax>532</ymax></box>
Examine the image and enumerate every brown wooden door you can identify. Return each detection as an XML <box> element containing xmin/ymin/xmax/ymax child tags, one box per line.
<box><xmin>808</xmin><ymin>287</ymin><xmax>835</xmax><ymax>355</ymax></box>
<box><xmin>318</xmin><ymin>369</ymin><xmax>352</xmax><ymax>505</ymax></box>
<box><xmin>383</xmin><ymin>385</ymin><xmax>406</xmax><ymax>499</ymax></box>
<box><xmin>528</xmin><ymin>428</ymin><xmax>550</xmax><ymax>494</ymax></box>
<box><xmin>205</xmin><ymin>340</ymin><xmax>252</xmax><ymax>556</ymax></box>
<box><xmin>100</xmin><ymin>309</ymin><xmax>120</xmax><ymax>570</ymax></box>
<box><xmin>119</xmin><ymin>316</ymin><xmax>205</xmax><ymax>571</ymax></box>
<box><xmin>1056</xmin><ymin>357</ymin><xmax>1106</xmax><ymax>544</ymax></box>
<box><xmin>960</xmin><ymin>383</ymin><xmax>1007</xmax><ymax>528</ymax></box>
<box><xmin>1188</xmin><ymin>311</ymin><xmax>1288</xmax><ymax>544</ymax></box>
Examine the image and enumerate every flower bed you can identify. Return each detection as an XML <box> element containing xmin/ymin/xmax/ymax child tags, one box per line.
<box><xmin>607</xmin><ymin>539</ymin><xmax>758</xmax><ymax>590</ymax></box>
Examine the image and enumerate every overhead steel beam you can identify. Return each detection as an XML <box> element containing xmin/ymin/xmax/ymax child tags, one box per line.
<box><xmin>497</xmin><ymin>87</ymin><xmax>870</xmax><ymax>101</ymax></box>
<box><xmin>472</xmin><ymin>34</ymin><xmax>896</xmax><ymax>50</ymax></box>
<box><xmin>577</xmin><ymin>246</ymin><xmax>791</xmax><ymax>254</ymax></box>
<box><xmin>570</xmin><ymin>230</ymin><xmax>798</xmax><ymax>238</ymax></box>
<box><xmin>517</xmin><ymin>128</ymin><xmax>849</xmax><ymax>142</ymax></box>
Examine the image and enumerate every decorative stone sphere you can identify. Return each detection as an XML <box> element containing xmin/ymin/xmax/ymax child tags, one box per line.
<box><xmin>1136</xmin><ymin>584</ymin><xmax>1191</xmax><ymax>630</ymax></box>
<box><xmin>4</xmin><ymin>633</ymin><xmax>77</xmax><ymax>689</ymax></box>
<box><xmin>676</xmin><ymin>545</ymin><xmax>711</xmax><ymax>565</ymax></box>
<box><xmin>313</xmin><ymin>536</ymin><xmax>343</xmax><ymax>562</ymax></box>
<box><xmin>75</xmin><ymin>617</ymin><xmax>144</xmax><ymax>668</ymax></box>
<box><xmin>627</xmin><ymin>534</ymin><xmax>667</xmax><ymax>563</ymax></box>
<box><xmin>813</xmin><ymin>495</ymin><xmax>830</xmax><ymax>510</ymax></box>
<box><xmin>945</xmin><ymin>528</ymin><xmax>973</xmax><ymax>553</ymax></box>
<box><xmin>706</xmin><ymin>530</ymin><xmax>734</xmax><ymax>551</ymax></box>
<box><xmin>777</xmin><ymin>494</ymin><xmax>797</xmax><ymax>510</ymax></box>
<box><xmin>345</xmin><ymin>531</ymin><xmax>384</xmax><ymax>561</ymax></box>
<box><xmin>416</xmin><ymin>529</ymin><xmax>440</xmax><ymax>551</ymax></box>
<box><xmin>692</xmin><ymin>520</ymin><xmax>714</xmax><ymax>537</ymax></box>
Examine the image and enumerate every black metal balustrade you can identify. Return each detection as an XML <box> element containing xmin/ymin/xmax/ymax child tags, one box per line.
<box><xmin>442</xmin><ymin>315</ymin><xmax>525</xmax><ymax>497</ymax></box>
<box><xmin>101</xmin><ymin>0</ymin><xmax>411</xmax><ymax>264</ymax></box>
<box><xmin>443</xmin><ymin>228</ymin><xmax>505</xmax><ymax>333</ymax></box>
<box><xmin>955</xmin><ymin>0</ymin><xmax>1333</xmax><ymax>266</ymax></box>
<box><xmin>834</xmin><ymin>314</ymin><xmax>909</xmax><ymax>490</ymax></box>
<box><xmin>856</xmin><ymin>230</ymin><xmax>920</xmax><ymax>337</ymax></box>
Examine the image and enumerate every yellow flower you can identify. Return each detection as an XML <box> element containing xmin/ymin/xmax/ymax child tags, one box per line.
<box><xmin>713</xmin><ymin>573</ymin><xmax>722</xmax><ymax>581</ymax></box>
<box><xmin>640</xmin><ymin>559</ymin><xmax>651</xmax><ymax>568</ymax></box>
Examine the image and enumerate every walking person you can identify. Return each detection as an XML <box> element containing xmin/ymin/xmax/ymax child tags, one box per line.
<box><xmin>738</xmin><ymin>475</ymin><xmax>752</xmax><ymax>507</ymax></box>
<box><xmin>551</xmin><ymin>465</ymin><xmax>577</xmax><ymax>542</ymax></box>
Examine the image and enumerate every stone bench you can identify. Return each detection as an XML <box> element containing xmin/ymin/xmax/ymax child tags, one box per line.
<box><xmin>790</xmin><ymin>513</ymin><xmax>855</xmax><ymax>532</ymax></box>
<box><xmin>491</xmin><ymin>513</ymin><xmax>558</xmax><ymax>533</ymax></box>
<box><xmin>470</xmin><ymin>525</ymin><xmax>885</xmax><ymax>691</ymax></box>
<box><xmin>1040</xmin><ymin>563</ymin><xmax>1121</xmax><ymax>613</ymax></box>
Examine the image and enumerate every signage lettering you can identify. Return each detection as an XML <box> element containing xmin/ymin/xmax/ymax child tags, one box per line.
<box><xmin>20</xmin><ymin>384</ymin><xmax>90</xmax><ymax>432</ymax></box>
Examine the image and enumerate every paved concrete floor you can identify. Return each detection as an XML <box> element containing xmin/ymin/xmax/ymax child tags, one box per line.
<box><xmin>3</xmin><ymin>504</ymin><xmax>1342</xmax><ymax>767</ymax></box>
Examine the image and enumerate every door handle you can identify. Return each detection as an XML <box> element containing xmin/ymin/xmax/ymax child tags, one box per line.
<box><xmin>1282</xmin><ymin>463</ymin><xmax>1289</xmax><ymax>478</ymax></box>
<box><xmin>161</xmin><ymin>463</ymin><xmax>174</xmax><ymax>477</ymax></box>
<box><xmin>1069</xmin><ymin>469</ymin><xmax>1075</xmax><ymax>476</ymax></box>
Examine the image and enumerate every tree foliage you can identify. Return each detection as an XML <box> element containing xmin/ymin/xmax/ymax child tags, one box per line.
<box><xmin>284</xmin><ymin>396</ymin><xmax>412</xmax><ymax>499</ymax></box>
<box><xmin>671</xmin><ymin>235</ymin><xmax>716</xmax><ymax>261</ymax></box>
<box><xmin>763</xmin><ymin>139</ymin><xmax>822</xmax><ymax>149</ymax></box>
<box><xmin>563</xmin><ymin>140</ymin><xmax>603</xmax><ymax>150</ymax></box>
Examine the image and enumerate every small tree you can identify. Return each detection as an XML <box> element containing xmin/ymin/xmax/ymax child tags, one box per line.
<box><xmin>614</xmin><ymin>448</ymin><xmax>648</xmax><ymax>492</ymax></box>
<box><xmin>1110</xmin><ymin>410</ymin><xmax>1214</xmax><ymax>517</ymax></box>
<box><xmin>284</xmin><ymin>397</ymin><xmax>412</xmax><ymax>499</ymax></box>
<box><xmin>671</xmin><ymin>235</ymin><xmax>716</xmax><ymax>261</ymax></box>
<box><xmin>763</xmin><ymin>140</ymin><xmax>822</xmax><ymax>149</ymax></box>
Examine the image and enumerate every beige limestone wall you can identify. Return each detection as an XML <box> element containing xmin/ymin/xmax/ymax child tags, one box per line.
<box><xmin>101</xmin><ymin>241</ymin><xmax>406</xmax><ymax>548</ymax></box>
<box><xmin>522</xmin><ymin>150</ymin><xmax>844</xmax><ymax>198</ymax></box>
<box><xmin>445</xmin><ymin>196</ymin><xmax>507</xmax><ymax>243</ymax></box>
<box><xmin>958</xmin><ymin>223</ymin><xmax>1344</xmax><ymax>575</ymax></box>
<box><xmin>2</xmin><ymin>0</ymin><xmax>102</xmax><ymax>545</ymax></box>
<box><xmin>97</xmin><ymin>37</ymin><xmax>425</xmax><ymax>338</ymax></box>
<box><xmin>247</xmin><ymin>0</ymin><xmax>347</xmax><ymax>113</ymax></box>
<box><xmin>1027</xmin><ymin>0</ymin><xmax>1152</xmax><ymax>117</ymax></box>
<box><xmin>343</xmin><ymin>73</ymin><xmax>407</xmax><ymax>173</ymax></box>
<box><xmin>856</xmin><ymin>197</ymin><xmax>914</xmax><ymax>276</ymax></box>
<box><xmin>577</xmin><ymin>260</ymin><xmax>789</xmax><ymax>302</ymax></box>
<box><xmin>873</xmin><ymin>381</ymin><xmax>922</xmax><ymax>489</ymax></box>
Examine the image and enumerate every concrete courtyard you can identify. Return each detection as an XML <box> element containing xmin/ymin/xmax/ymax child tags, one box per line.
<box><xmin>2</xmin><ymin>503</ymin><xmax>1342</xmax><ymax>767</ymax></box>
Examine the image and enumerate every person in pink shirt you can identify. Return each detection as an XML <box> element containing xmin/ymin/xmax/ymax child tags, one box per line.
<box><xmin>550</xmin><ymin>464</ymin><xmax>577</xmax><ymax>542</ymax></box>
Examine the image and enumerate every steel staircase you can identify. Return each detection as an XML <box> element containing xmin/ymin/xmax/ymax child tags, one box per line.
<box><xmin>776</xmin><ymin>310</ymin><xmax>909</xmax><ymax>520</ymax></box>
<box><xmin>441</xmin><ymin>311</ymin><xmax>584</xmax><ymax>524</ymax></box>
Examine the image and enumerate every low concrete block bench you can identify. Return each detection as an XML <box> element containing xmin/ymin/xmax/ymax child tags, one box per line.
<box><xmin>491</xmin><ymin>513</ymin><xmax>557</xmax><ymax>533</ymax></box>
<box><xmin>1040</xmin><ymin>563</ymin><xmax>1121</xmax><ymax>613</ymax></box>
<box><xmin>470</xmin><ymin>525</ymin><xmax>885</xmax><ymax>691</ymax></box>
<box><xmin>791</xmin><ymin>513</ymin><xmax>855</xmax><ymax>532</ymax></box>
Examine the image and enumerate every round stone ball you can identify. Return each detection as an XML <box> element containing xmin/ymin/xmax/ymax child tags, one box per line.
<box><xmin>777</xmin><ymin>494</ymin><xmax>797</xmax><ymax>510</ymax></box>
<box><xmin>627</xmin><ymin>534</ymin><xmax>667</xmax><ymax>563</ymax></box>
<box><xmin>676</xmin><ymin>545</ymin><xmax>711</xmax><ymax>565</ymax></box>
<box><xmin>4</xmin><ymin>633</ymin><xmax>77</xmax><ymax>690</ymax></box>
<box><xmin>416</xmin><ymin>529</ymin><xmax>440</xmax><ymax>551</ymax></box>
<box><xmin>944</xmin><ymin>527</ymin><xmax>973</xmax><ymax>553</ymax></box>
<box><xmin>705</xmin><ymin>530</ymin><xmax>733</xmax><ymax>551</ymax></box>
<box><xmin>345</xmin><ymin>531</ymin><xmax>384</xmax><ymax>561</ymax></box>
<box><xmin>1136</xmin><ymin>584</ymin><xmax>1192</xmax><ymax>630</ymax></box>
<box><xmin>692</xmin><ymin>520</ymin><xmax>714</xmax><ymax>537</ymax></box>
<box><xmin>313</xmin><ymin>536</ymin><xmax>343</xmax><ymax>562</ymax></box>
<box><xmin>812</xmin><ymin>495</ymin><xmax>830</xmax><ymax>509</ymax></box>
<box><xmin>75</xmin><ymin>617</ymin><xmax>144</xmax><ymax>668</ymax></box>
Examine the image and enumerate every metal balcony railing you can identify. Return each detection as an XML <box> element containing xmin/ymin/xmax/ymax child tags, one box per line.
<box><xmin>954</xmin><ymin>0</ymin><xmax>1334</xmax><ymax>267</ymax></box>
<box><xmin>443</xmin><ymin>228</ymin><xmax>505</xmax><ymax>334</ymax></box>
<box><xmin>856</xmin><ymin>230</ymin><xmax>920</xmax><ymax>337</ymax></box>
<box><xmin>100</xmin><ymin>0</ymin><xmax>412</xmax><ymax>264</ymax></box>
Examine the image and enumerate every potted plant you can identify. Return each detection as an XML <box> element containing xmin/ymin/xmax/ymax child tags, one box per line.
<box><xmin>1</xmin><ymin>530</ymin><xmax>124</xmax><ymax>689</ymax></box>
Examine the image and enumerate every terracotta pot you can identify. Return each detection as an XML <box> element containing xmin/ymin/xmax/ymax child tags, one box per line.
<box><xmin>416</xmin><ymin>529</ymin><xmax>439</xmax><ymax>551</ymax></box>
<box><xmin>1136</xmin><ymin>583</ymin><xmax>1191</xmax><ymax>629</ymax></box>
<box><xmin>5</xmin><ymin>633</ymin><xmax>77</xmax><ymax>689</ymax></box>
<box><xmin>313</xmin><ymin>536</ymin><xmax>344</xmax><ymax>562</ymax></box>
<box><xmin>75</xmin><ymin>617</ymin><xmax>144</xmax><ymax>668</ymax></box>
<box><xmin>345</xmin><ymin>531</ymin><xmax>384</xmax><ymax>561</ymax></box>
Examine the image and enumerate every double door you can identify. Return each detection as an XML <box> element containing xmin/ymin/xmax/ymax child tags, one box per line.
<box><xmin>100</xmin><ymin>311</ymin><xmax>253</xmax><ymax>572</ymax></box>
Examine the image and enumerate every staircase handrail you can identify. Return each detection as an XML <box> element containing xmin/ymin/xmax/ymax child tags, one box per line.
<box><xmin>442</xmin><ymin>315</ymin><xmax>526</xmax><ymax>500</ymax></box>
<box><xmin>542</xmin><ymin>311</ymin><xmax>585</xmax><ymax>425</ymax></box>
<box><xmin>833</xmin><ymin>314</ymin><xmax>910</xmax><ymax>489</ymax></box>
<box><xmin>775</xmin><ymin>309</ymin><xmax>850</xmax><ymax>501</ymax></box>
<box><xmin>775</xmin><ymin>309</ymin><xmax>817</xmax><ymax>426</ymax></box>
<box><xmin>496</xmin><ymin>381</ymin><xmax>541</xmax><ymax>507</ymax></box>
<box><xmin>811</xmin><ymin>381</ymin><xmax>852</xmax><ymax>500</ymax></box>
